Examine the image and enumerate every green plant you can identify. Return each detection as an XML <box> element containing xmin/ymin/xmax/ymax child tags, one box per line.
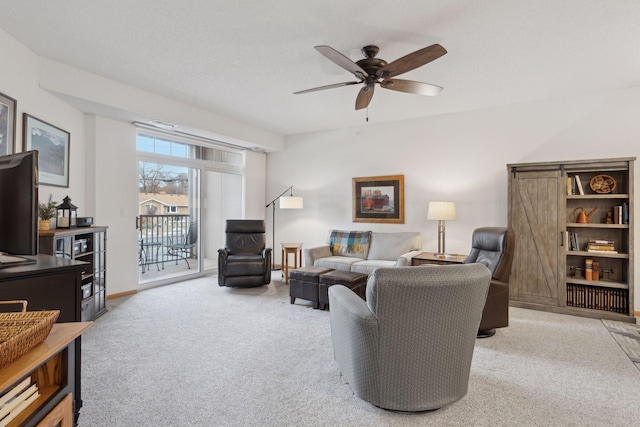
<box><xmin>38</xmin><ymin>194</ymin><xmax>58</xmax><ymax>220</ymax></box>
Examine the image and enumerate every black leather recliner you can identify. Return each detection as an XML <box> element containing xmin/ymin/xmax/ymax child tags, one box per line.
<box><xmin>218</xmin><ymin>219</ymin><xmax>272</xmax><ymax>287</ymax></box>
<box><xmin>464</xmin><ymin>227</ymin><xmax>515</xmax><ymax>338</ymax></box>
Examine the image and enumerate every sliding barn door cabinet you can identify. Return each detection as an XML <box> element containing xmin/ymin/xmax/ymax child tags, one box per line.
<box><xmin>508</xmin><ymin>157</ymin><xmax>634</xmax><ymax>322</ymax></box>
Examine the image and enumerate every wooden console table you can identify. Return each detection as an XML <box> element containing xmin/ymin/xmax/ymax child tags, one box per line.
<box><xmin>0</xmin><ymin>255</ymin><xmax>88</xmax><ymax>424</ymax></box>
<box><xmin>0</xmin><ymin>322</ymin><xmax>92</xmax><ymax>426</ymax></box>
<box><xmin>411</xmin><ymin>252</ymin><xmax>467</xmax><ymax>266</ymax></box>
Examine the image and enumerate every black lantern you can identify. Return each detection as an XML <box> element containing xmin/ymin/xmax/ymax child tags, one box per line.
<box><xmin>56</xmin><ymin>196</ymin><xmax>78</xmax><ymax>228</ymax></box>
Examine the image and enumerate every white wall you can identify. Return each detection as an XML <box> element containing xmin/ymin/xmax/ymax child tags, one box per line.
<box><xmin>267</xmin><ymin>87</ymin><xmax>640</xmax><ymax>314</ymax></box>
<box><xmin>244</xmin><ymin>150</ymin><xmax>267</xmax><ymax>219</ymax></box>
<box><xmin>86</xmin><ymin>115</ymin><xmax>140</xmax><ymax>295</ymax></box>
<box><xmin>1</xmin><ymin>28</ymin><xmax>271</xmax><ymax>297</ymax></box>
<box><xmin>0</xmin><ymin>29</ymin><xmax>87</xmax><ymax>211</ymax></box>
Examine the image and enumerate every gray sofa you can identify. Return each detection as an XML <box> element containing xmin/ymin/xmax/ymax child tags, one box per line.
<box><xmin>303</xmin><ymin>229</ymin><xmax>422</xmax><ymax>275</ymax></box>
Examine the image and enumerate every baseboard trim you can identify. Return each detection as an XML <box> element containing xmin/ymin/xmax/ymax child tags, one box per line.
<box><xmin>107</xmin><ymin>290</ymin><xmax>138</xmax><ymax>300</ymax></box>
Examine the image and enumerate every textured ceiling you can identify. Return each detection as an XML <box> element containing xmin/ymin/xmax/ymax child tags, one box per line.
<box><xmin>0</xmin><ymin>0</ymin><xmax>639</xmax><ymax>137</ymax></box>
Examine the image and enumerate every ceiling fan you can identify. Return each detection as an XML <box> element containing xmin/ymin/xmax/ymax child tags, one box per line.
<box><xmin>294</xmin><ymin>44</ymin><xmax>447</xmax><ymax>110</ymax></box>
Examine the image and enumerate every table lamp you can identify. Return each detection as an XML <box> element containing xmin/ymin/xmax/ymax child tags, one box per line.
<box><xmin>427</xmin><ymin>201</ymin><xmax>456</xmax><ymax>256</ymax></box>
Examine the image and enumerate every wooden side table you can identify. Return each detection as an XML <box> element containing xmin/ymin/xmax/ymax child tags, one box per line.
<box><xmin>411</xmin><ymin>252</ymin><xmax>467</xmax><ymax>266</ymax></box>
<box><xmin>281</xmin><ymin>243</ymin><xmax>303</xmax><ymax>284</ymax></box>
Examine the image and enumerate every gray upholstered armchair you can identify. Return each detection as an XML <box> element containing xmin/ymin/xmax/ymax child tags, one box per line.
<box><xmin>218</xmin><ymin>219</ymin><xmax>272</xmax><ymax>288</ymax></box>
<box><xmin>328</xmin><ymin>264</ymin><xmax>491</xmax><ymax>412</ymax></box>
<box><xmin>464</xmin><ymin>227</ymin><xmax>515</xmax><ymax>337</ymax></box>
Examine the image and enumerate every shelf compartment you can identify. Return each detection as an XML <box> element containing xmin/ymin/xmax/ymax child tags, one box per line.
<box><xmin>566</xmin><ymin>250</ymin><xmax>628</xmax><ymax>259</ymax></box>
<box><xmin>566</xmin><ymin>283</ymin><xmax>629</xmax><ymax>314</ymax></box>
<box><xmin>567</xmin><ymin>194</ymin><xmax>629</xmax><ymax>200</ymax></box>
<box><xmin>566</xmin><ymin>223</ymin><xmax>629</xmax><ymax>229</ymax></box>
<box><xmin>565</xmin><ymin>277</ymin><xmax>628</xmax><ymax>289</ymax></box>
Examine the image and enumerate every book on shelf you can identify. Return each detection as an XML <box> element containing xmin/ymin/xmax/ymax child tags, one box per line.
<box><xmin>589</xmin><ymin>239</ymin><xmax>614</xmax><ymax>245</ymax></box>
<box><xmin>0</xmin><ymin>382</ymin><xmax>39</xmax><ymax>424</ymax></box>
<box><xmin>0</xmin><ymin>389</ymin><xmax>40</xmax><ymax>427</ymax></box>
<box><xmin>587</xmin><ymin>249</ymin><xmax>619</xmax><ymax>254</ymax></box>
<box><xmin>587</xmin><ymin>244</ymin><xmax>616</xmax><ymax>251</ymax></box>
<box><xmin>569</xmin><ymin>233</ymin><xmax>579</xmax><ymax>251</ymax></box>
<box><xmin>585</xmin><ymin>258</ymin><xmax>593</xmax><ymax>280</ymax></box>
<box><xmin>613</xmin><ymin>205</ymin><xmax>623</xmax><ymax>224</ymax></box>
<box><xmin>574</xmin><ymin>175</ymin><xmax>584</xmax><ymax>195</ymax></box>
<box><xmin>0</xmin><ymin>378</ymin><xmax>30</xmax><ymax>408</ymax></box>
<box><xmin>622</xmin><ymin>202</ymin><xmax>629</xmax><ymax>224</ymax></box>
<box><xmin>566</xmin><ymin>176</ymin><xmax>577</xmax><ymax>195</ymax></box>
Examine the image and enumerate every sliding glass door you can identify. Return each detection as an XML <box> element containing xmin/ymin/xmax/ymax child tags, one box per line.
<box><xmin>136</xmin><ymin>129</ymin><xmax>243</xmax><ymax>286</ymax></box>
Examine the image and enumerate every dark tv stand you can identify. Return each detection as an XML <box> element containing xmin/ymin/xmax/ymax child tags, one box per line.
<box><xmin>0</xmin><ymin>252</ymin><xmax>37</xmax><ymax>268</ymax></box>
<box><xmin>0</xmin><ymin>254</ymin><xmax>87</xmax><ymax>424</ymax></box>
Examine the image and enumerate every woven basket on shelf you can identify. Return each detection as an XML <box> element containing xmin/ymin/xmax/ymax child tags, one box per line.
<box><xmin>0</xmin><ymin>300</ymin><xmax>60</xmax><ymax>369</ymax></box>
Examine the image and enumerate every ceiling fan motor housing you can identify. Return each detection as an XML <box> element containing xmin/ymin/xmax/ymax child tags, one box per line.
<box><xmin>357</xmin><ymin>45</ymin><xmax>388</xmax><ymax>77</ymax></box>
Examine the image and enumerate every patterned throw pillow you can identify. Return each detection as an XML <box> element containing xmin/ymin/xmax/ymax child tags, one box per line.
<box><xmin>328</xmin><ymin>230</ymin><xmax>372</xmax><ymax>259</ymax></box>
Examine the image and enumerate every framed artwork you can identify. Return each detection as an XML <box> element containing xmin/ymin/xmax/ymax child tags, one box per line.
<box><xmin>23</xmin><ymin>113</ymin><xmax>70</xmax><ymax>187</ymax></box>
<box><xmin>0</xmin><ymin>91</ymin><xmax>17</xmax><ymax>156</ymax></box>
<box><xmin>353</xmin><ymin>174</ymin><xmax>405</xmax><ymax>223</ymax></box>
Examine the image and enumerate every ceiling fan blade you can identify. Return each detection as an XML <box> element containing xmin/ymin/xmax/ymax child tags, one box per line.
<box><xmin>294</xmin><ymin>81</ymin><xmax>360</xmax><ymax>95</ymax></box>
<box><xmin>315</xmin><ymin>45</ymin><xmax>367</xmax><ymax>79</ymax></box>
<box><xmin>355</xmin><ymin>84</ymin><xmax>375</xmax><ymax>110</ymax></box>
<box><xmin>377</xmin><ymin>44</ymin><xmax>447</xmax><ymax>79</ymax></box>
<box><xmin>380</xmin><ymin>79</ymin><xmax>443</xmax><ymax>96</ymax></box>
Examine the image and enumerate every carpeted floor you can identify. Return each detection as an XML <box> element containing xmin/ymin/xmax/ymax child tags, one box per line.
<box><xmin>602</xmin><ymin>319</ymin><xmax>640</xmax><ymax>371</ymax></box>
<box><xmin>78</xmin><ymin>274</ymin><xmax>640</xmax><ymax>426</ymax></box>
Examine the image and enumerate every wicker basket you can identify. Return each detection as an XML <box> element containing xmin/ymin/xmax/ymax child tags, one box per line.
<box><xmin>0</xmin><ymin>300</ymin><xmax>60</xmax><ymax>369</ymax></box>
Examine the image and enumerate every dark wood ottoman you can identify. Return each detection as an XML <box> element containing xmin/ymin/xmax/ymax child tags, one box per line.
<box><xmin>319</xmin><ymin>270</ymin><xmax>368</xmax><ymax>310</ymax></box>
<box><xmin>289</xmin><ymin>266</ymin><xmax>334</xmax><ymax>309</ymax></box>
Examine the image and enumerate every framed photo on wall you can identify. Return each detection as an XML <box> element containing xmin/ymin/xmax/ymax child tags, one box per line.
<box><xmin>353</xmin><ymin>174</ymin><xmax>405</xmax><ymax>224</ymax></box>
<box><xmin>0</xmin><ymin>91</ymin><xmax>17</xmax><ymax>156</ymax></box>
<box><xmin>23</xmin><ymin>113</ymin><xmax>70</xmax><ymax>187</ymax></box>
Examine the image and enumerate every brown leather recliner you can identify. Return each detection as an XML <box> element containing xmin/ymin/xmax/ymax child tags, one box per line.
<box><xmin>464</xmin><ymin>227</ymin><xmax>515</xmax><ymax>338</ymax></box>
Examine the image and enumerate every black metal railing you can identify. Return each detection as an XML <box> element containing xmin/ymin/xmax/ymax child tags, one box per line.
<box><xmin>137</xmin><ymin>214</ymin><xmax>194</xmax><ymax>272</ymax></box>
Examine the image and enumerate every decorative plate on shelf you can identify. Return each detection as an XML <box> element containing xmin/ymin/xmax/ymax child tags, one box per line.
<box><xmin>589</xmin><ymin>174</ymin><xmax>616</xmax><ymax>194</ymax></box>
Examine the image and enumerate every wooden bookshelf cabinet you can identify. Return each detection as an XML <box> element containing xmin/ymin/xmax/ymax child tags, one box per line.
<box><xmin>0</xmin><ymin>322</ymin><xmax>91</xmax><ymax>427</ymax></box>
<box><xmin>508</xmin><ymin>157</ymin><xmax>635</xmax><ymax>322</ymax></box>
<box><xmin>39</xmin><ymin>227</ymin><xmax>107</xmax><ymax>321</ymax></box>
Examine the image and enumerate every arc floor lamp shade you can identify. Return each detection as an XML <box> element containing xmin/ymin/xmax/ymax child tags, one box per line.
<box><xmin>279</xmin><ymin>196</ymin><xmax>303</xmax><ymax>209</ymax></box>
<box><xmin>266</xmin><ymin>186</ymin><xmax>303</xmax><ymax>270</ymax></box>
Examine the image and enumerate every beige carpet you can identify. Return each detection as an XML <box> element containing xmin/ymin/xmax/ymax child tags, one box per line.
<box><xmin>602</xmin><ymin>319</ymin><xmax>640</xmax><ymax>371</ymax></box>
<box><xmin>78</xmin><ymin>274</ymin><xmax>640</xmax><ymax>426</ymax></box>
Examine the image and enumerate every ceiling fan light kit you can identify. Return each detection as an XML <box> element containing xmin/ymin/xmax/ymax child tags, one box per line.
<box><xmin>295</xmin><ymin>43</ymin><xmax>447</xmax><ymax>110</ymax></box>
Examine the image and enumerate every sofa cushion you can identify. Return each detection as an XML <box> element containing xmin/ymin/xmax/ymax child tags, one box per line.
<box><xmin>351</xmin><ymin>260</ymin><xmax>396</xmax><ymax>274</ymax></box>
<box><xmin>328</xmin><ymin>230</ymin><xmax>372</xmax><ymax>259</ymax></box>
<box><xmin>315</xmin><ymin>256</ymin><xmax>361</xmax><ymax>272</ymax></box>
<box><xmin>350</xmin><ymin>259</ymin><xmax>397</xmax><ymax>275</ymax></box>
<box><xmin>367</xmin><ymin>232</ymin><xmax>421</xmax><ymax>261</ymax></box>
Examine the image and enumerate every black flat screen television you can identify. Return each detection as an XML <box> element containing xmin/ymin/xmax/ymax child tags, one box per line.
<box><xmin>0</xmin><ymin>150</ymin><xmax>39</xmax><ymax>256</ymax></box>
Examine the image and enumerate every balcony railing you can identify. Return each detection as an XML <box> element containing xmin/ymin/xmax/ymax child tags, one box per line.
<box><xmin>138</xmin><ymin>214</ymin><xmax>194</xmax><ymax>272</ymax></box>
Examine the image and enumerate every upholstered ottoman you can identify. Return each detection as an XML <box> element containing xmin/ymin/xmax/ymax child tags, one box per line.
<box><xmin>289</xmin><ymin>266</ymin><xmax>334</xmax><ymax>308</ymax></box>
<box><xmin>318</xmin><ymin>270</ymin><xmax>368</xmax><ymax>310</ymax></box>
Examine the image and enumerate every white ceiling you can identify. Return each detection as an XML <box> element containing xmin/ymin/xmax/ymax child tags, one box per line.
<box><xmin>1</xmin><ymin>0</ymin><xmax>639</xmax><ymax>137</ymax></box>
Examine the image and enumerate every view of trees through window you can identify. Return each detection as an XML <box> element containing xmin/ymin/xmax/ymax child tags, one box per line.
<box><xmin>138</xmin><ymin>162</ymin><xmax>189</xmax><ymax>195</ymax></box>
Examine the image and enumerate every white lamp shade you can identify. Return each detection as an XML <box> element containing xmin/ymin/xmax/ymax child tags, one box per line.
<box><xmin>427</xmin><ymin>201</ymin><xmax>456</xmax><ymax>221</ymax></box>
<box><xmin>279</xmin><ymin>196</ymin><xmax>303</xmax><ymax>209</ymax></box>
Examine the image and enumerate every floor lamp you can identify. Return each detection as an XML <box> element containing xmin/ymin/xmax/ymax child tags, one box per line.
<box><xmin>427</xmin><ymin>201</ymin><xmax>456</xmax><ymax>256</ymax></box>
<box><xmin>265</xmin><ymin>186</ymin><xmax>303</xmax><ymax>270</ymax></box>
